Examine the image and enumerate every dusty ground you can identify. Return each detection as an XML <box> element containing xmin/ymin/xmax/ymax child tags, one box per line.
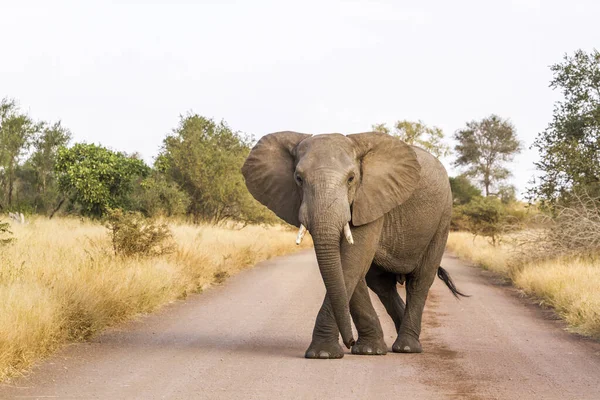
<box><xmin>1</xmin><ymin>250</ymin><xmax>599</xmax><ymax>399</ymax></box>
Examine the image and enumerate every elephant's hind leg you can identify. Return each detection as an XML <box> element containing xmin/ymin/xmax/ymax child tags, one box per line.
<box><xmin>366</xmin><ymin>265</ymin><xmax>405</xmax><ymax>332</ymax></box>
<box><xmin>393</xmin><ymin>225</ymin><xmax>449</xmax><ymax>353</ymax></box>
<box><xmin>349</xmin><ymin>279</ymin><xmax>387</xmax><ymax>355</ymax></box>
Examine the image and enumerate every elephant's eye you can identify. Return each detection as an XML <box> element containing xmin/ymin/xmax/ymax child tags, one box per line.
<box><xmin>347</xmin><ymin>175</ymin><xmax>355</xmax><ymax>185</ymax></box>
<box><xmin>295</xmin><ymin>174</ymin><xmax>303</xmax><ymax>185</ymax></box>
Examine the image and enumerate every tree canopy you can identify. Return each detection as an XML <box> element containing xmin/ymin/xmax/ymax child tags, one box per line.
<box><xmin>0</xmin><ymin>98</ymin><xmax>39</xmax><ymax>208</ymax></box>
<box><xmin>372</xmin><ymin>120</ymin><xmax>451</xmax><ymax>158</ymax></box>
<box><xmin>55</xmin><ymin>143</ymin><xmax>150</xmax><ymax>217</ymax></box>
<box><xmin>530</xmin><ymin>49</ymin><xmax>600</xmax><ymax>207</ymax></box>
<box><xmin>454</xmin><ymin>115</ymin><xmax>521</xmax><ymax>196</ymax></box>
<box><xmin>0</xmin><ymin>99</ymin><xmax>279</xmax><ymax>224</ymax></box>
<box><xmin>156</xmin><ymin>113</ymin><xmax>276</xmax><ymax>224</ymax></box>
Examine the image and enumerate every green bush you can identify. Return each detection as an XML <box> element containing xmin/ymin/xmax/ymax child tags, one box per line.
<box><xmin>105</xmin><ymin>209</ymin><xmax>175</xmax><ymax>257</ymax></box>
<box><xmin>130</xmin><ymin>173</ymin><xmax>190</xmax><ymax>218</ymax></box>
<box><xmin>449</xmin><ymin>175</ymin><xmax>482</xmax><ymax>205</ymax></box>
<box><xmin>453</xmin><ymin>197</ymin><xmax>522</xmax><ymax>245</ymax></box>
<box><xmin>450</xmin><ymin>206</ymin><xmax>471</xmax><ymax>232</ymax></box>
<box><xmin>55</xmin><ymin>143</ymin><xmax>150</xmax><ymax>217</ymax></box>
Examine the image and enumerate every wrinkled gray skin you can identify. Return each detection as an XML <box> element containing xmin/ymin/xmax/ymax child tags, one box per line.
<box><xmin>242</xmin><ymin>132</ymin><xmax>453</xmax><ymax>358</ymax></box>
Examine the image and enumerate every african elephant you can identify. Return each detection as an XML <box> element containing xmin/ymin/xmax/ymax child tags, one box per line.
<box><xmin>242</xmin><ymin>131</ymin><xmax>466</xmax><ymax>359</ymax></box>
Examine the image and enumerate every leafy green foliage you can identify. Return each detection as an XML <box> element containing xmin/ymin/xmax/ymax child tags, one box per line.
<box><xmin>28</xmin><ymin>121</ymin><xmax>72</xmax><ymax>212</ymax></box>
<box><xmin>454</xmin><ymin>115</ymin><xmax>521</xmax><ymax>196</ymax></box>
<box><xmin>0</xmin><ymin>99</ymin><xmax>280</xmax><ymax>224</ymax></box>
<box><xmin>372</xmin><ymin>120</ymin><xmax>451</xmax><ymax>158</ymax></box>
<box><xmin>105</xmin><ymin>209</ymin><xmax>175</xmax><ymax>257</ymax></box>
<box><xmin>449</xmin><ymin>175</ymin><xmax>482</xmax><ymax>205</ymax></box>
<box><xmin>55</xmin><ymin>143</ymin><xmax>150</xmax><ymax>217</ymax></box>
<box><xmin>132</xmin><ymin>173</ymin><xmax>190</xmax><ymax>218</ymax></box>
<box><xmin>157</xmin><ymin>113</ymin><xmax>278</xmax><ymax>224</ymax></box>
<box><xmin>0</xmin><ymin>99</ymin><xmax>72</xmax><ymax>214</ymax></box>
<box><xmin>0</xmin><ymin>98</ymin><xmax>40</xmax><ymax>208</ymax></box>
<box><xmin>454</xmin><ymin>197</ymin><xmax>507</xmax><ymax>245</ymax></box>
<box><xmin>452</xmin><ymin>196</ymin><xmax>525</xmax><ymax>245</ymax></box>
<box><xmin>530</xmin><ymin>49</ymin><xmax>600</xmax><ymax>208</ymax></box>
<box><xmin>371</xmin><ymin>123</ymin><xmax>390</xmax><ymax>135</ymax></box>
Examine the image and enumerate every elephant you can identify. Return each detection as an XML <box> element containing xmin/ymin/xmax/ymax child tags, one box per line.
<box><xmin>242</xmin><ymin>131</ymin><xmax>467</xmax><ymax>359</ymax></box>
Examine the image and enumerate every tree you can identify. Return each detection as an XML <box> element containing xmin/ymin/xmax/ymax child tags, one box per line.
<box><xmin>454</xmin><ymin>115</ymin><xmax>521</xmax><ymax>196</ymax></box>
<box><xmin>449</xmin><ymin>175</ymin><xmax>482</xmax><ymax>205</ymax></box>
<box><xmin>530</xmin><ymin>49</ymin><xmax>600</xmax><ymax>207</ymax></box>
<box><xmin>0</xmin><ymin>98</ymin><xmax>40</xmax><ymax>207</ymax></box>
<box><xmin>371</xmin><ymin>123</ymin><xmax>390</xmax><ymax>135</ymax></box>
<box><xmin>372</xmin><ymin>120</ymin><xmax>451</xmax><ymax>158</ymax></box>
<box><xmin>157</xmin><ymin>113</ymin><xmax>276</xmax><ymax>224</ymax></box>
<box><xmin>31</xmin><ymin>122</ymin><xmax>72</xmax><ymax>194</ymax></box>
<box><xmin>55</xmin><ymin>143</ymin><xmax>150</xmax><ymax>217</ymax></box>
<box><xmin>27</xmin><ymin>121</ymin><xmax>72</xmax><ymax>211</ymax></box>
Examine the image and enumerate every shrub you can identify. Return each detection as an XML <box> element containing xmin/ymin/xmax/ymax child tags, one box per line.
<box><xmin>450</xmin><ymin>205</ymin><xmax>471</xmax><ymax>231</ymax></box>
<box><xmin>453</xmin><ymin>197</ymin><xmax>524</xmax><ymax>245</ymax></box>
<box><xmin>449</xmin><ymin>175</ymin><xmax>482</xmax><ymax>205</ymax></box>
<box><xmin>459</xmin><ymin>197</ymin><xmax>506</xmax><ymax>245</ymax></box>
<box><xmin>131</xmin><ymin>173</ymin><xmax>190</xmax><ymax>218</ymax></box>
<box><xmin>517</xmin><ymin>193</ymin><xmax>600</xmax><ymax>261</ymax></box>
<box><xmin>497</xmin><ymin>184</ymin><xmax>517</xmax><ymax>204</ymax></box>
<box><xmin>55</xmin><ymin>143</ymin><xmax>150</xmax><ymax>217</ymax></box>
<box><xmin>105</xmin><ymin>209</ymin><xmax>175</xmax><ymax>257</ymax></box>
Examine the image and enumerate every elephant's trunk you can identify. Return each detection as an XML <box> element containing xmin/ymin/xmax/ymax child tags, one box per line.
<box><xmin>311</xmin><ymin>225</ymin><xmax>355</xmax><ymax>349</ymax></box>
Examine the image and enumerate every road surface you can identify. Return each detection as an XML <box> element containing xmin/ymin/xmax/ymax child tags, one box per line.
<box><xmin>1</xmin><ymin>250</ymin><xmax>599</xmax><ymax>399</ymax></box>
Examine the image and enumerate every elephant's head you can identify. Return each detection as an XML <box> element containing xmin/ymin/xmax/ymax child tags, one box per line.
<box><xmin>241</xmin><ymin>131</ymin><xmax>421</xmax><ymax>348</ymax></box>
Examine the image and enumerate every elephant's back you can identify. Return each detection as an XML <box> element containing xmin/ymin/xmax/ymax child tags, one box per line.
<box><xmin>374</xmin><ymin>146</ymin><xmax>452</xmax><ymax>273</ymax></box>
<box><xmin>410</xmin><ymin>146</ymin><xmax>452</xmax><ymax>213</ymax></box>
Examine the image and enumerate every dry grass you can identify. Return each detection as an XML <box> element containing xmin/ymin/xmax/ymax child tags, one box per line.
<box><xmin>447</xmin><ymin>232</ymin><xmax>600</xmax><ymax>338</ymax></box>
<box><xmin>514</xmin><ymin>257</ymin><xmax>600</xmax><ymax>337</ymax></box>
<box><xmin>446</xmin><ymin>232</ymin><xmax>511</xmax><ymax>275</ymax></box>
<box><xmin>0</xmin><ymin>217</ymin><xmax>311</xmax><ymax>381</ymax></box>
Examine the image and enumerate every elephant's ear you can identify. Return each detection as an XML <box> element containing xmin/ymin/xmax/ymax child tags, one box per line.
<box><xmin>348</xmin><ymin>132</ymin><xmax>421</xmax><ymax>226</ymax></box>
<box><xmin>242</xmin><ymin>131</ymin><xmax>311</xmax><ymax>227</ymax></box>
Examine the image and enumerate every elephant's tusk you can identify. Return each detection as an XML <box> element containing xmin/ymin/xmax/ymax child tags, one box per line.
<box><xmin>296</xmin><ymin>224</ymin><xmax>307</xmax><ymax>245</ymax></box>
<box><xmin>343</xmin><ymin>223</ymin><xmax>354</xmax><ymax>245</ymax></box>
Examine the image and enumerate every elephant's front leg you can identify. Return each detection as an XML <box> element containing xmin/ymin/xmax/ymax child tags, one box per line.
<box><xmin>349</xmin><ymin>279</ymin><xmax>387</xmax><ymax>355</ymax></box>
<box><xmin>305</xmin><ymin>219</ymin><xmax>383</xmax><ymax>359</ymax></box>
<box><xmin>306</xmin><ymin>280</ymin><xmax>387</xmax><ymax>358</ymax></box>
<box><xmin>305</xmin><ymin>296</ymin><xmax>345</xmax><ymax>359</ymax></box>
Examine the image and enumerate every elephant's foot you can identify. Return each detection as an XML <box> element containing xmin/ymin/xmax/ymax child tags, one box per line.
<box><xmin>351</xmin><ymin>336</ymin><xmax>387</xmax><ymax>355</ymax></box>
<box><xmin>392</xmin><ymin>333</ymin><xmax>423</xmax><ymax>353</ymax></box>
<box><xmin>305</xmin><ymin>340</ymin><xmax>344</xmax><ymax>359</ymax></box>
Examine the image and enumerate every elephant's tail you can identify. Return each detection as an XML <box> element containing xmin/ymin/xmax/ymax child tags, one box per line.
<box><xmin>437</xmin><ymin>266</ymin><xmax>469</xmax><ymax>299</ymax></box>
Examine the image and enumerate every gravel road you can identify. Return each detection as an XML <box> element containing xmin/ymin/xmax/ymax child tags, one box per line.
<box><xmin>2</xmin><ymin>250</ymin><xmax>599</xmax><ymax>399</ymax></box>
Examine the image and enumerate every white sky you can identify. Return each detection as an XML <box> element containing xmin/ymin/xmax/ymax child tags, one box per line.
<box><xmin>2</xmin><ymin>0</ymin><xmax>599</xmax><ymax>198</ymax></box>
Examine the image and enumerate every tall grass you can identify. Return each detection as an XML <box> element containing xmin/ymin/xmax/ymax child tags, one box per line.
<box><xmin>0</xmin><ymin>217</ymin><xmax>311</xmax><ymax>381</ymax></box>
<box><xmin>447</xmin><ymin>232</ymin><xmax>600</xmax><ymax>338</ymax></box>
<box><xmin>446</xmin><ymin>232</ymin><xmax>511</xmax><ymax>275</ymax></box>
<box><xmin>514</xmin><ymin>258</ymin><xmax>600</xmax><ymax>337</ymax></box>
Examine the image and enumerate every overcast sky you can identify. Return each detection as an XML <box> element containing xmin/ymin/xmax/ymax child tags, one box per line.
<box><xmin>2</xmin><ymin>0</ymin><xmax>599</xmax><ymax>197</ymax></box>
